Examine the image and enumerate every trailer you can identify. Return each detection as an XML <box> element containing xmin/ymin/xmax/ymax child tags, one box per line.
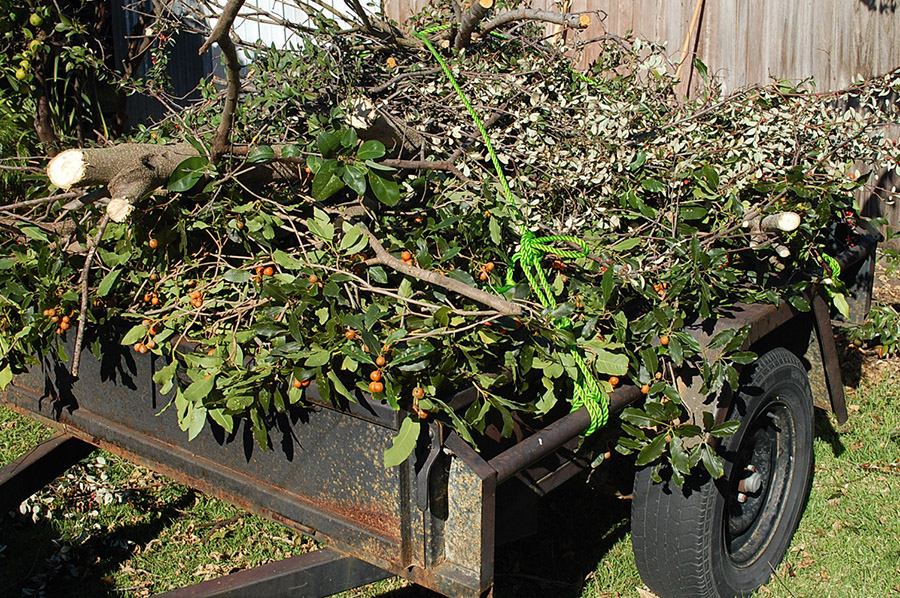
<box><xmin>0</xmin><ymin>226</ymin><xmax>879</xmax><ymax>598</ymax></box>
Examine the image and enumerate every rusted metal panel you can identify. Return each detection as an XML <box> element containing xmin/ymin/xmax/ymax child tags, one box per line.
<box><xmin>811</xmin><ymin>294</ymin><xmax>848</xmax><ymax>425</ymax></box>
<box><xmin>154</xmin><ymin>547</ymin><xmax>389</xmax><ymax>598</ymax></box>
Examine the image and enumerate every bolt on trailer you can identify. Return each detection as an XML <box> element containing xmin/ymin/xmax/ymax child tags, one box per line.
<box><xmin>0</xmin><ymin>224</ymin><xmax>878</xmax><ymax>598</ymax></box>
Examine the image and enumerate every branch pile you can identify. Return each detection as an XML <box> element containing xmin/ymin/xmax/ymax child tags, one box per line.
<box><xmin>2</xmin><ymin>1</ymin><xmax>899</xmax><ymax>472</ymax></box>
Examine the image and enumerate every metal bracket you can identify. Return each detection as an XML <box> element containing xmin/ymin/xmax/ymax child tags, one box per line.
<box><xmin>0</xmin><ymin>434</ymin><xmax>96</xmax><ymax>513</ymax></box>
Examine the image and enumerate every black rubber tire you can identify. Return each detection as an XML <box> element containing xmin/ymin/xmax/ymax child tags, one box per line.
<box><xmin>631</xmin><ymin>348</ymin><xmax>815</xmax><ymax>598</ymax></box>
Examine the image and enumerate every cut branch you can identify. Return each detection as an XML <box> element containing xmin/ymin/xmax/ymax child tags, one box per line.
<box><xmin>480</xmin><ymin>10</ymin><xmax>591</xmax><ymax>37</ymax></box>
<box><xmin>455</xmin><ymin>0</ymin><xmax>494</xmax><ymax>50</ymax></box>
<box><xmin>48</xmin><ymin>144</ymin><xmax>198</xmax><ymax>222</ymax></box>
<box><xmin>360</xmin><ymin>225</ymin><xmax>522</xmax><ymax>315</ymax></box>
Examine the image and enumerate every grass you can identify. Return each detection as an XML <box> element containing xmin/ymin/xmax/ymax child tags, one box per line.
<box><xmin>2</xmin><ymin>349</ymin><xmax>900</xmax><ymax>598</ymax></box>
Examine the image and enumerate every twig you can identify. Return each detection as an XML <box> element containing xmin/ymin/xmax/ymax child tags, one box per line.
<box><xmin>71</xmin><ymin>214</ymin><xmax>110</xmax><ymax>378</ymax></box>
<box><xmin>0</xmin><ymin>192</ymin><xmax>80</xmax><ymax>212</ymax></box>
<box><xmin>360</xmin><ymin>225</ymin><xmax>522</xmax><ymax>315</ymax></box>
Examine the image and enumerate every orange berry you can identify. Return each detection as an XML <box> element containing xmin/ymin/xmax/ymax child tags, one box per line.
<box><xmin>151</xmin><ymin>296</ymin><xmax>160</xmax><ymax>306</ymax></box>
<box><xmin>51</xmin><ymin>315</ymin><xmax>60</xmax><ymax>324</ymax></box>
<box><xmin>345</xmin><ymin>330</ymin><xmax>356</xmax><ymax>340</ymax></box>
<box><xmin>479</xmin><ymin>271</ymin><xmax>489</xmax><ymax>281</ymax></box>
<box><xmin>61</xmin><ymin>315</ymin><xmax>70</xmax><ymax>324</ymax></box>
<box><xmin>412</xmin><ymin>387</ymin><xmax>425</xmax><ymax>400</ymax></box>
<box><xmin>48</xmin><ymin>308</ymin><xmax>57</xmax><ymax>317</ymax></box>
<box><xmin>375</xmin><ymin>355</ymin><xmax>386</xmax><ymax>367</ymax></box>
<box><xmin>263</xmin><ymin>266</ymin><xmax>275</xmax><ymax>276</ymax></box>
<box><xmin>401</xmin><ymin>250</ymin><xmax>412</xmax><ymax>261</ymax></box>
<box><xmin>148</xmin><ymin>238</ymin><xmax>159</xmax><ymax>249</ymax></box>
<box><xmin>660</xmin><ymin>335</ymin><xmax>670</xmax><ymax>346</ymax></box>
<box><xmin>655</xmin><ymin>371</ymin><xmax>663</xmax><ymax>380</ymax></box>
<box><xmin>301</xmin><ymin>379</ymin><xmax>310</xmax><ymax>387</ymax></box>
<box><xmin>256</xmin><ymin>265</ymin><xmax>264</xmax><ymax>276</ymax></box>
<box><xmin>484</xmin><ymin>261</ymin><xmax>495</xmax><ymax>272</ymax></box>
<box><xmin>414</xmin><ymin>216</ymin><xmax>423</xmax><ymax>224</ymax></box>
<box><xmin>369</xmin><ymin>381</ymin><xmax>384</xmax><ymax>394</ymax></box>
<box><xmin>144</xmin><ymin>293</ymin><xmax>152</xmax><ymax>303</ymax></box>
<box><xmin>608</xmin><ymin>376</ymin><xmax>620</xmax><ymax>387</ymax></box>
<box><xmin>416</xmin><ymin>408</ymin><xmax>429</xmax><ymax>420</ymax></box>
<box><xmin>641</xmin><ymin>384</ymin><xmax>650</xmax><ymax>394</ymax></box>
<box><xmin>59</xmin><ymin>321</ymin><xmax>70</xmax><ymax>331</ymax></box>
<box><xmin>308</xmin><ymin>274</ymin><xmax>318</xmax><ymax>284</ymax></box>
<box><xmin>190</xmin><ymin>290</ymin><xmax>201</xmax><ymax>300</ymax></box>
<box><xmin>293</xmin><ymin>378</ymin><xmax>303</xmax><ymax>388</ymax></box>
<box><xmin>146</xmin><ymin>340</ymin><xmax>157</xmax><ymax>349</ymax></box>
<box><xmin>370</xmin><ymin>370</ymin><xmax>383</xmax><ymax>382</ymax></box>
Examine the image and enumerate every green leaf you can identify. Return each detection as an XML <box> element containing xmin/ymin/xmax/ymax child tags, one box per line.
<box><xmin>641</xmin><ymin>178</ymin><xmax>666</xmax><ymax>193</ymax></box>
<box><xmin>701</xmin><ymin>445</ymin><xmax>725</xmax><ymax>478</ymax></box>
<box><xmin>701</xmin><ymin>164</ymin><xmax>719</xmax><ymax>190</ymax></box>
<box><xmin>365</xmin><ymin>159</ymin><xmax>396</xmax><ymax>172</ymax></box>
<box><xmin>183</xmin><ymin>374</ymin><xmax>216</xmax><ymax>404</ymax></box>
<box><xmin>187</xmin><ymin>405</ymin><xmax>207</xmax><ymax>441</ymax></box>
<box><xmin>305</xmin><ymin>349</ymin><xmax>331</xmax><ymax>367</ymax></box>
<box><xmin>280</xmin><ymin>144</ymin><xmax>302</xmax><ymax>158</ymax></box>
<box><xmin>247</xmin><ymin>145</ymin><xmax>275</xmax><ymax>163</ymax></box>
<box><xmin>489</xmin><ymin>216</ymin><xmax>502</xmax><ymax>244</ymax></box>
<box><xmin>635</xmin><ymin>434</ymin><xmax>666</xmax><ymax>466</ymax></box>
<box><xmin>317</xmin><ymin>131</ymin><xmax>341</xmax><ymax>156</ymax></box>
<box><xmin>342</xmin><ymin>164</ymin><xmax>367</xmax><ymax>195</ymax></box>
<box><xmin>20</xmin><ymin>226</ymin><xmax>49</xmax><ymax>243</ymax></box>
<box><xmin>273</xmin><ymin>249</ymin><xmax>305</xmax><ymax>270</ymax></box>
<box><xmin>327</xmin><ymin>370</ymin><xmax>356</xmax><ymax>403</ymax></box>
<box><xmin>588</xmin><ymin>347</ymin><xmax>629</xmax><ymax>376</ymax></box>
<box><xmin>670</xmin><ymin>436</ymin><xmax>690</xmax><ymax>475</ymax></box>
<box><xmin>368</xmin><ymin>172</ymin><xmax>400</xmax><ymax>206</ymax></box>
<box><xmin>0</xmin><ymin>365</ymin><xmax>12</xmax><ymax>391</ymax></box>
<box><xmin>96</xmin><ymin>269</ymin><xmax>121</xmax><ymax>297</ymax></box>
<box><xmin>384</xmin><ymin>416</ymin><xmax>420</xmax><ymax>467</ymax></box>
<box><xmin>610</xmin><ymin>238</ymin><xmax>641</xmax><ymax>252</ymax></box>
<box><xmin>152</xmin><ymin>360</ymin><xmax>178</xmax><ymax>395</ymax></box>
<box><xmin>312</xmin><ymin>160</ymin><xmax>345</xmax><ymax>201</ymax></box>
<box><xmin>121</xmin><ymin>324</ymin><xmax>147</xmax><ymax>346</ymax></box>
<box><xmin>832</xmin><ymin>293</ymin><xmax>850</xmax><ymax>319</ymax></box>
<box><xmin>357</xmin><ymin>140</ymin><xmax>386</xmax><ymax>160</ymax></box>
<box><xmin>224</xmin><ymin>269</ymin><xmax>252</xmax><ymax>283</ymax></box>
<box><xmin>168</xmin><ymin>156</ymin><xmax>208</xmax><ymax>192</ymax></box>
<box><xmin>620</xmin><ymin>407</ymin><xmax>654</xmax><ymax>428</ymax></box>
<box><xmin>600</xmin><ymin>266</ymin><xmax>615</xmax><ymax>306</ymax></box>
<box><xmin>709</xmin><ymin>420</ymin><xmax>741</xmax><ymax>438</ymax></box>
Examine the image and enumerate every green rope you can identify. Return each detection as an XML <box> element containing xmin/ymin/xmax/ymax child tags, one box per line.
<box><xmin>413</xmin><ymin>27</ymin><xmax>608</xmax><ymax>434</ymax></box>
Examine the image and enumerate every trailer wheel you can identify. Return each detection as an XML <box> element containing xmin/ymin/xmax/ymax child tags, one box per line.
<box><xmin>631</xmin><ymin>348</ymin><xmax>814</xmax><ymax>598</ymax></box>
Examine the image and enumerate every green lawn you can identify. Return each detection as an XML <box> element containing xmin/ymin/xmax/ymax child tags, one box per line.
<box><xmin>2</xmin><ymin>351</ymin><xmax>899</xmax><ymax>598</ymax></box>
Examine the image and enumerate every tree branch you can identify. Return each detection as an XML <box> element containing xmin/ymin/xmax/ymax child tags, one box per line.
<box><xmin>455</xmin><ymin>0</ymin><xmax>494</xmax><ymax>50</ymax></box>
<box><xmin>200</xmin><ymin>0</ymin><xmax>245</xmax><ymax>163</ymax></box>
<box><xmin>360</xmin><ymin>224</ymin><xmax>522</xmax><ymax>315</ymax></box>
<box><xmin>199</xmin><ymin>0</ymin><xmax>245</xmax><ymax>55</ymax></box>
<box><xmin>480</xmin><ymin>10</ymin><xmax>591</xmax><ymax>37</ymax></box>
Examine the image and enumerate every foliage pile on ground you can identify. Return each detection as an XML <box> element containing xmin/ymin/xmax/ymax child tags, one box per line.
<box><xmin>1</xmin><ymin>1</ymin><xmax>899</xmax><ymax>475</ymax></box>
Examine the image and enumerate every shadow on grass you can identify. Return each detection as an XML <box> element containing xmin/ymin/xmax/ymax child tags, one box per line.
<box><xmin>0</xmin><ymin>487</ymin><xmax>197</xmax><ymax>598</ymax></box>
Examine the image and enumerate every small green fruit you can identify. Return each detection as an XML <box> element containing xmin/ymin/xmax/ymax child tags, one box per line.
<box><xmin>29</xmin><ymin>13</ymin><xmax>42</xmax><ymax>27</ymax></box>
<box><xmin>19</xmin><ymin>59</ymin><xmax>30</xmax><ymax>71</ymax></box>
<box><xmin>15</xmin><ymin>68</ymin><xmax>27</xmax><ymax>81</ymax></box>
<box><xmin>29</xmin><ymin>39</ymin><xmax>42</xmax><ymax>53</ymax></box>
